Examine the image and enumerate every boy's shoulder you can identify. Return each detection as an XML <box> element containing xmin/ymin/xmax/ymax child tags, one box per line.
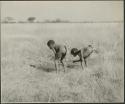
<box><xmin>55</xmin><ymin>44</ymin><xmax>64</xmax><ymax>48</ymax></box>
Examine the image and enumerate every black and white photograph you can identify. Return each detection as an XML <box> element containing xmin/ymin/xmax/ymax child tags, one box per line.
<box><xmin>1</xmin><ymin>1</ymin><xmax>124</xmax><ymax>103</ymax></box>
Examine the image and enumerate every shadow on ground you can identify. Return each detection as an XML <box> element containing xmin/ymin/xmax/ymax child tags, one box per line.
<box><xmin>29</xmin><ymin>62</ymin><xmax>81</xmax><ymax>73</ymax></box>
<box><xmin>30</xmin><ymin>64</ymin><xmax>56</xmax><ymax>72</ymax></box>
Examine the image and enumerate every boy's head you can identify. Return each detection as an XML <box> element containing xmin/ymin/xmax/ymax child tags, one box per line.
<box><xmin>71</xmin><ymin>48</ymin><xmax>79</xmax><ymax>57</ymax></box>
<box><xmin>47</xmin><ymin>40</ymin><xmax>55</xmax><ymax>49</ymax></box>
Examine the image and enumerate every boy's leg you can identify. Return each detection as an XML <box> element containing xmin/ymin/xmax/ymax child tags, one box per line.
<box><xmin>80</xmin><ymin>60</ymin><xmax>84</xmax><ymax>70</ymax></box>
<box><xmin>84</xmin><ymin>58</ymin><xmax>87</xmax><ymax>67</ymax></box>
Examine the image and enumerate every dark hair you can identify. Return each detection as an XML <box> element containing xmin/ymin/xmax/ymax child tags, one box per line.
<box><xmin>47</xmin><ymin>40</ymin><xmax>55</xmax><ymax>46</ymax></box>
<box><xmin>88</xmin><ymin>44</ymin><xmax>92</xmax><ymax>47</ymax></box>
<box><xmin>71</xmin><ymin>48</ymin><xmax>79</xmax><ymax>55</ymax></box>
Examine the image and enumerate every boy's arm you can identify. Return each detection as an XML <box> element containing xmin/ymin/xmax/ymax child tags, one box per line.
<box><xmin>79</xmin><ymin>49</ymin><xmax>84</xmax><ymax>69</ymax></box>
<box><xmin>80</xmin><ymin>49</ymin><xmax>84</xmax><ymax>61</ymax></box>
<box><xmin>51</xmin><ymin>47</ymin><xmax>56</xmax><ymax>54</ymax></box>
<box><xmin>51</xmin><ymin>47</ymin><xmax>60</xmax><ymax>60</ymax></box>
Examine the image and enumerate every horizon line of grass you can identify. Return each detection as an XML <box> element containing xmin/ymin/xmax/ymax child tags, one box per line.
<box><xmin>1</xmin><ymin>20</ymin><xmax>123</xmax><ymax>24</ymax></box>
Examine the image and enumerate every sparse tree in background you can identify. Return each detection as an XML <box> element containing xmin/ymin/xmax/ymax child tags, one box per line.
<box><xmin>2</xmin><ymin>17</ymin><xmax>16</xmax><ymax>23</ymax></box>
<box><xmin>27</xmin><ymin>17</ymin><xmax>36</xmax><ymax>23</ymax></box>
<box><xmin>51</xmin><ymin>18</ymin><xmax>61</xmax><ymax>23</ymax></box>
<box><xmin>55</xmin><ymin>18</ymin><xmax>61</xmax><ymax>23</ymax></box>
<box><xmin>43</xmin><ymin>18</ymin><xmax>70</xmax><ymax>23</ymax></box>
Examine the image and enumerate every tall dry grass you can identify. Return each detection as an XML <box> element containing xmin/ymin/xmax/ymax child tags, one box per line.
<box><xmin>1</xmin><ymin>23</ymin><xmax>124</xmax><ymax>103</ymax></box>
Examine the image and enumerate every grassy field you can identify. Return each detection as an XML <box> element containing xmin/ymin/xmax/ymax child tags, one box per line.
<box><xmin>1</xmin><ymin>23</ymin><xmax>124</xmax><ymax>103</ymax></box>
